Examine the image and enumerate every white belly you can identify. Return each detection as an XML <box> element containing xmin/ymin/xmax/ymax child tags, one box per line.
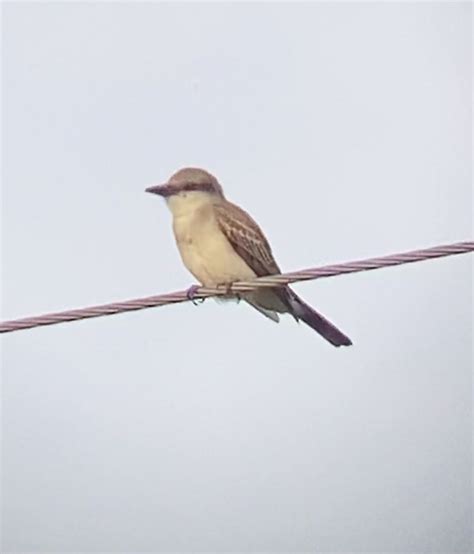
<box><xmin>172</xmin><ymin>210</ymin><xmax>256</xmax><ymax>287</ymax></box>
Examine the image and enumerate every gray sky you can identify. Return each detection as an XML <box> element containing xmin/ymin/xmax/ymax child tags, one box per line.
<box><xmin>2</xmin><ymin>2</ymin><xmax>472</xmax><ymax>552</ymax></box>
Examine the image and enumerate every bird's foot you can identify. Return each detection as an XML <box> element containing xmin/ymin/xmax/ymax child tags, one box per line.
<box><xmin>223</xmin><ymin>283</ymin><xmax>241</xmax><ymax>303</ymax></box>
<box><xmin>186</xmin><ymin>284</ymin><xmax>204</xmax><ymax>305</ymax></box>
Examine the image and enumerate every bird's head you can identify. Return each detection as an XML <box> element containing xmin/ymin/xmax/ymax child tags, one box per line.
<box><xmin>146</xmin><ymin>167</ymin><xmax>225</xmax><ymax>215</ymax></box>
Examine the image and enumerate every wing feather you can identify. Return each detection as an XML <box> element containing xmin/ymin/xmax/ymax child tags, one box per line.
<box><xmin>214</xmin><ymin>201</ymin><xmax>352</xmax><ymax>346</ymax></box>
<box><xmin>214</xmin><ymin>201</ymin><xmax>280</xmax><ymax>277</ymax></box>
<box><xmin>214</xmin><ymin>201</ymin><xmax>295</xmax><ymax>312</ymax></box>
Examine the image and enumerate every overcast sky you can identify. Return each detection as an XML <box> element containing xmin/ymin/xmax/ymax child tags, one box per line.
<box><xmin>2</xmin><ymin>2</ymin><xmax>472</xmax><ymax>552</ymax></box>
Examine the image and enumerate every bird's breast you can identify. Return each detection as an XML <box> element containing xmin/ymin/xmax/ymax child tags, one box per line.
<box><xmin>172</xmin><ymin>207</ymin><xmax>256</xmax><ymax>286</ymax></box>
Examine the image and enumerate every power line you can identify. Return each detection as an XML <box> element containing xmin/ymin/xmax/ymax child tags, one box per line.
<box><xmin>1</xmin><ymin>240</ymin><xmax>472</xmax><ymax>334</ymax></box>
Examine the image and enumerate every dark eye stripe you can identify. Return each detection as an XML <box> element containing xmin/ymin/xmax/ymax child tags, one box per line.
<box><xmin>181</xmin><ymin>182</ymin><xmax>216</xmax><ymax>193</ymax></box>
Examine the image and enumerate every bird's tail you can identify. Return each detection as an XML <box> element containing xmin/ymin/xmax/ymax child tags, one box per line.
<box><xmin>289</xmin><ymin>291</ymin><xmax>352</xmax><ymax>347</ymax></box>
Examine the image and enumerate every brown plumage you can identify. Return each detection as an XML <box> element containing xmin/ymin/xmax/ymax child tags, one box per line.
<box><xmin>214</xmin><ymin>201</ymin><xmax>352</xmax><ymax>347</ymax></box>
<box><xmin>146</xmin><ymin>167</ymin><xmax>352</xmax><ymax>347</ymax></box>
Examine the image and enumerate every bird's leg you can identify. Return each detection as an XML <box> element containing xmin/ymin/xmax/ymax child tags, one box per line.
<box><xmin>223</xmin><ymin>282</ymin><xmax>241</xmax><ymax>303</ymax></box>
<box><xmin>186</xmin><ymin>284</ymin><xmax>204</xmax><ymax>305</ymax></box>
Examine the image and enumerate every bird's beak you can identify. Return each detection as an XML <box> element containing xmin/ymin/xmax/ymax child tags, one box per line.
<box><xmin>145</xmin><ymin>183</ymin><xmax>173</xmax><ymax>197</ymax></box>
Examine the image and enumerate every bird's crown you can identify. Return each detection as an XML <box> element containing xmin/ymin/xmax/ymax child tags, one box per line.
<box><xmin>168</xmin><ymin>167</ymin><xmax>224</xmax><ymax>196</ymax></box>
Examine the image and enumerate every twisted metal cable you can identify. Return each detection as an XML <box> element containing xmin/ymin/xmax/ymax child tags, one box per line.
<box><xmin>1</xmin><ymin>240</ymin><xmax>472</xmax><ymax>334</ymax></box>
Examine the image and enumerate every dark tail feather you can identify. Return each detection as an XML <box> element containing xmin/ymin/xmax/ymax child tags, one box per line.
<box><xmin>289</xmin><ymin>292</ymin><xmax>352</xmax><ymax>347</ymax></box>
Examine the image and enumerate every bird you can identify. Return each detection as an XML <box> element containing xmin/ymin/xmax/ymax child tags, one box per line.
<box><xmin>146</xmin><ymin>167</ymin><xmax>352</xmax><ymax>347</ymax></box>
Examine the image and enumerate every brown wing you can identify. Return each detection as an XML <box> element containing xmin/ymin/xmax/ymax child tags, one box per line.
<box><xmin>215</xmin><ymin>201</ymin><xmax>351</xmax><ymax>345</ymax></box>
<box><xmin>215</xmin><ymin>201</ymin><xmax>294</xmax><ymax>311</ymax></box>
<box><xmin>214</xmin><ymin>201</ymin><xmax>281</xmax><ymax>277</ymax></box>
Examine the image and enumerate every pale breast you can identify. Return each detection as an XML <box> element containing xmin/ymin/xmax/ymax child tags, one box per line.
<box><xmin>172</xmin><ymin>204</ymin><xmax>256</xmax><ymax>286</ymax></box>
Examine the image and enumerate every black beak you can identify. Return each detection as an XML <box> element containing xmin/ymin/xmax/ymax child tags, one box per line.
<box><xmin>145</xmin><ymin>183</ymin><xmax>173</xmax><ymax>197</ymax></box>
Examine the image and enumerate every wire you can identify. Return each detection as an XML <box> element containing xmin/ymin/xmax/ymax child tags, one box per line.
<box><xmin>1</xmin><ymin>240</ymin><xmax>472</xmax><ymax>334</ymax></box>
